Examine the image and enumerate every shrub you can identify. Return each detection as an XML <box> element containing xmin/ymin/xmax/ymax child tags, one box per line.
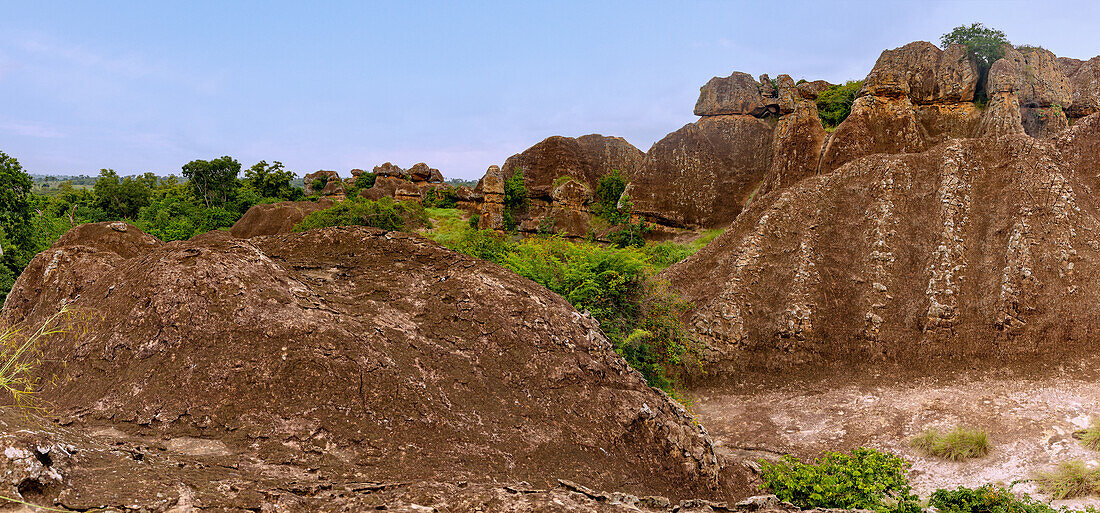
<box><xmin>593</xmin><ymin>169</ymin><xmax>629</xmax><ymax>224</ymax></box>
<box><xmin>423</xmin><ymin>207</ymin><xmax>469</xmax><ymax>247</ymax></box>
<box><xmin>759</xmin><ymin>448</ymin><xmax>920</xmax><ymax>513</ymax></box>
<box><xmin>424</xmin><ymin>188</ymin><xmax>458</xmax><ymax>209</ymax></box>
<box><xmin>911</xmin><ymin>427</ymin><xmax>991</xmax><ymax>461</ymax></box>
<box><xmin>1035</xmin><ymin>460</ymin><xmax>1100</xmax><ymax>499</ymax></box>
<box><xmin>467</xmin><ymin>214</ymin><xmax>480</xmax><ymax>229</ymax></box>
<box><xmin>1074</xmin><ymin>420</ymin><xmax>1100</xmax><ymax>450</ymax></box>
<box><xmin>816</xmin><ymin>80</ymin><xmax>863</xmax><ymax>130</ymax></box>
<box><xmin>1</xmin><ymin>307</ymin><xmax>69</xmax><ymax>408</ymax></box>
<box><xmin>311</xmin><ymin>175</ymin><xmax>329</xmax><ymax>192</ymax></box>
<box><xmin>930</xmin><ymin>485</ymin><xmax>1059</xmax><ymax>513</ymax></box>
<box><xmin>293</xmin><ymin>196</ymin><xmax>428</xmax><ymax>232</ymax></box>
<box><xmin>941</xmin><ymin>23</ymin><xmax>1010</xmax><ymax>69</ymax></box>
<box><xmin>503</xmin><ymin>169</ymin><xmax>528</xmax><ymax>230</ymax></box>
<box><xmin>445</xmin><ymin>231</ymin><xmax>697</xmax><ymax>393</ymax></box>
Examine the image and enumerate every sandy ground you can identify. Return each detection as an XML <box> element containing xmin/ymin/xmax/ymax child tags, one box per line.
<box><xmin>688</xmin><ymin>355</ymin><xmax>1100</xmax><ymax>509</ymax></box>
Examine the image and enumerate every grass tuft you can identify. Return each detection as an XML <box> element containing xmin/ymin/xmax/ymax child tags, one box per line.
<box><xmin>1</xmin><ymin>307</ymin><xmax>69</xmax><ymax>409</ymax></box>
<box><xmin>1035</xmin><ymin>460</ymin><xmax>1100</xmax><ymax>500</ymax></box>
<box><xmin>1074</xmin><ymin>420</ymin><xmax>1100</xmax><ymax>451</ymax></box>
<box><xmin>910</xmin><ymin>426</ymin><xmax>991</xmax><ymax>461</ymax></box>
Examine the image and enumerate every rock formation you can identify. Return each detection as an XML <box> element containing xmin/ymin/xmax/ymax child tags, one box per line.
<box><xmin>662</xmin><ymin>114</ymin><xmax>1100</xmax><ymax>374</ymax></box>
<box><xmin>358</xmin><ymin>161</ymin><xmax>456</xmax><ymax>204</ymax></box>
<box><xmin>477</xmin><ymin>165</ymin><xmax>506</xmax><ymax>230</ymax></box>
<box><xmin>230</xmin><ymin>198</ymin><xmax>335</xmax><ymax>238</ymax></box>
<box><xmin>303</xmin><ymin>170</ymin><xmax>346</xmax><ymax>197</ymax></box>
<box><xmin>3</xmin><ymin>223</ymin><xmax>747</xmax><ymax>505</ymax></box>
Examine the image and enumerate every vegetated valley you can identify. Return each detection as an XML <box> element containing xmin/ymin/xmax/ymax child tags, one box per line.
<box><xmin>4</xmin><ymin>24</ymin><xmax>1100</xmax><ymax>512</ymax></box>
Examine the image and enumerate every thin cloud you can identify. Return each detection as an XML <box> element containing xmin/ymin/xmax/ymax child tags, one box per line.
<box><xmin>0</xmin><ymin>120</ymin><xmax>65</xmax><ymax>139</ymax></box>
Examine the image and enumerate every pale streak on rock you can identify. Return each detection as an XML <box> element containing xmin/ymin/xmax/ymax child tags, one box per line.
<box><xmin>923</xmin><ymin>142</ymin><xmax>972</xmax><ymax>331</ymax></box>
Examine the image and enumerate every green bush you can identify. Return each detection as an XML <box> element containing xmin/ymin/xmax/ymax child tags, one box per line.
<box><xmin>941</xmin><ymin>23</ymin><xmax>1010</xmax><ymax>68</ymax></box>
<box><xmin>593</xmin><ymin>169</ymin><xmax>628</xmax><ymax>224</ymax></box>
<box><xmin>445</xmin><ymin>231</ymin><xmax>696</xmax><ymax>393</ymax></box>
<box><xmin>911</xmin><ymin>427</ymin><xmax>991</xmax><ymax>461</ymax></box>
<box><xmin>292</xmin><ymin>196</ymin><xmax>428</xmax><ymax>232</ymax></box>
<box><xmin>503</xmin><ymin>169</ymin><xmax>528</xmax><ymax>230</ymax></box>
<box><xmin>424</xmin><ymin>187</ymin><xmax>458</xmax><ymax>209</ymax></box>
<box><xmin>816</xmin><ymin>80</ymin><xmax>863</xmax><ymax>130</ymax></box>
<box><xmin>759</xmin><ymin>448</ymin><xmax>920</xmax><ymax>513</ymax></box>
<box><xmin>311</xmin><ymin>175</ymin><xmax>329</xmax><ymax>192</ymax></box>
<box><xmin>930</xmin><ymin>485</ymin><xmax>1059</xmax><ymax>513</ymax></box>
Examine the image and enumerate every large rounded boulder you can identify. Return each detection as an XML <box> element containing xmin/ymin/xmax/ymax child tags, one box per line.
<box><xmin>3</xmin><ymin>224</ymin><xmax>739</xmax><ymax>501</ymax></box>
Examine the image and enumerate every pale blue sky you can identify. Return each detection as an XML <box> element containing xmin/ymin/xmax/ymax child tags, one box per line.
<box><xmin>2</xmin><ymin>1</ymin><xmax>1098</xmax><ymax>179</ymax></box>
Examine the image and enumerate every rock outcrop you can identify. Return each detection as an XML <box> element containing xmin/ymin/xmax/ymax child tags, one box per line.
<box><xmin>1066</xmin><ymin>56</ymin><xmax>1100</xmax><ymax>118</ymax></box>
<box><xmin>230</xmin><ymin>198</ymin><xmax>335</xmax><ymax>238</ymax></box>
<box><xmin>477</xmin><ymin>165</ymin><xmax>506</xmax><ymax>230</ymax></box>
<box><xmin>487</xmin><ymin>134</ymin><xmax>644</xmax><ymax>236</ymax></box>
<box><xmin>358</xmin><ymin>161</ymin><xmax>457</xmax><ymax>203</ymax></box>
<box><xmin>303</xmin><ymin>170</ymin><xmax>345</xmax><ymax>196</ymax></box>
<box><xmin>662</xmin><ymin>114</ymin><xmax>1100</xmax><ymax>374</ymax></box>
<box><xmin>3</xmin><ymin>224</ymin><xmax>745</xmax><ymax>504</ymax></box>
<box><xmin>694</xmin><ymin>72</ymin><xmax>769</xmax><ymax>117</ymax></box>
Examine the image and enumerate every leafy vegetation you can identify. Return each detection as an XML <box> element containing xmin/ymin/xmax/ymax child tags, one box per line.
<box><xmin>1035</xmin><ymin>460</ymin><xmax>1100</xmax><ymax>499</ymax></box>
<box><xmin>910</xmin><ymin>427</ymin><xmax>991</xmax><ymax>461</ymax></box>
<box><xmin>443</xmin><ymin>229</ymin><xmax>697</xmax><ymax>393</ymax></box>
<box><xmin>930</xmin><ymin>485</ymin><xmax>1062</xmax><ymax>513</ymax></box>
<box><xmin>593</xmin><ymin>169</ymin><xmax>628</xmax><ymax>224</ymax></box>
<box><xmin>423</xmin><ymin>187</ymin><xmax>458</xmax><ymax>208</ymax></box>
<box><xmin>640</xmin><ymin>229</ymin><xmax>725</xmax><ymax>271</ymax></box>
<box><xmin>816</xmin><ymin>80</ymin><xmax>863</xmax><ymax>130</ymax></box>
<box><xmin>759</xmin><ymin>448</ymin><xmax>920</xmax><ymax>513</ymax></box>
<box><xmin>0</xmin><ymin>148</ymin><xmax>312</xmax><ymax>304</ymax></box>
<box><xmin>1073</xmin><ymin>420</ymin><xmax>1100</xmax><ymax>450</ymax></box>
<box><xmin>503</xmin><ymin>169</ymin><xmax>528</xmax><ymax>230</ymax></box>
<box><xmin>941</xmin><ymin>23</ymin><xmax>1010</xmax><ymax>69</ymax></box>
<box><xmin>293</xmin><ymin>196</ymin><xmax>428</xmax><ymax>232</ymax></box>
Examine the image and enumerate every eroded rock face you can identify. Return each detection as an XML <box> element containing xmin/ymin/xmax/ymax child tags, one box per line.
<box><xmin>822</xmin><ymin>42</ymin><xmax>978</xmax><ymax>173</ymax></box>
<box><xmin>760</xmin><ymin>80</ymin><xmax>827</xmax><ymax>196</ymax></box>
<box><xmin>694</xmin><ymin>72</ymin><xmax>768</xmax><ymax>117</ymax></box>
<box><xmin>491</xmin><ymin>134</ymin><xmax>644</xmax><ymax>235</ymax></box>
<box><xmin>663</xmin><ymin>115</ymin><xmax>1100</xmax><ymax>374</ymax></box>
<box><xmin>478</xmin><ymin>165</ymin><xmax>506</xmax><ymax>230</ymax></box>
<box><xmin>629</xmin><ymin>115</ymin><xmax>775</xmax><ymax>228</ymax></box>
<box><xmin>3</xmin><ymin>224</ymin><xmax>741</xmax><ymax>502</ymax></box>
<box><xmin>230</xmin><ymin>199</ymin><xmax>335</xmax><ymax>238</ymax></box>
<box><xmin>1066</xmin><ymin>55</ymin><xmax>1100</xmax><ymax>118</ymax></box>
<box><xmin>303</xmin><ymin>170</ymin><xmax>345</xmax><ymax>196</ymax></box>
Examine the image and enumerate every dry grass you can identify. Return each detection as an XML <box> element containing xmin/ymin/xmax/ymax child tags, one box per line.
<box><xmin>1074</xmin><ymin>419</ymin><xmax>1100</xmax><ymax>451</ymax></box>
<box><xmin>0</xmin><ymin>307</ymin><xmax>69</xmax><ymax>408</ymax></box>
<box><xmin>1035</xmin><ymin>460</ymin><xmax>1100</xmax><ymax>499</ymax></box>
<box><xmin>910</xmin><ymin>426</ymin><xmax>991</xmax><ymax>461</ymax></box>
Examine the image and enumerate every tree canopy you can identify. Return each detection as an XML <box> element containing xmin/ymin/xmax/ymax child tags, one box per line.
<box><xmin>941</xmin><ymin>23</ymin><xmax>1010</xmax><ymax>68</ymax></box>
<box><xmin>182</xmin><ymin>156</ymin><xmax>241</xmax><ymax>207</ymax></box>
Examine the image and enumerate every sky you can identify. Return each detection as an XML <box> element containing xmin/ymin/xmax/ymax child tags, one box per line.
<box><xmin>2</xmin><ymin>1</ymin><xmax>1099</xmax><ymax>180</ymax></box>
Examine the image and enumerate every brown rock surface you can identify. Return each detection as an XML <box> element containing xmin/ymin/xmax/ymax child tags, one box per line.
<box><xmin>629</xmin><ymin>115</ymin><xmax>775</xmax><ymax>228</ymax></box>
<box><xmin>230</xmin><ymin>199</ymin><xmax>335</xmax><ymax>238</ymax></box>
<box><xmin>760</xmin><ymin>91</ymin><xmax>827</xmax><ymax>196</ymax></box>
<box><xmin>303</xmin><ymin>170</ymin><xmax>345</xmax><ymax>196</ymax></box>
<box><xmin>978</xmin><ymin>91</ymin><xmax>1027</xmax><ymax>137</ymax></box>
<box><xmin>1066</xmin><ymin>55</ymin><xmax>1100</xmax><ymax>118</ymax></box>
<box><xmin>373</xmin><ymin>162</ymin><xmax>408</xmax><ymax>179</ymax></box>
<box><xmin>819</xmin><ymin>94</ymin><xmax>926</xmax><ymax>173</ymax></box>
<box><xmin>987</xmin><ymin>46</ymin><xmax>1071</xmax><ymax>108</ymax></box>
<box><xmin>3</xmin><ymin>224</ymin><xmax>744</xmax><ymax>503</ymax></box>
<box><xmin>500</xmin><ymin>135</ymin><xmax>645</xmax><ymax>191</ymax></box>
<box><xmin>795</xmin><ymin>80</ymin><xmax>833</xmax><ymax>100</ymax></box>
<box><xmin>478</xmin><ymin>165</ymin><xmax>506</xmax><ymax>230</ymax></box>
<box><xmin>694</xmin><ymin>72</ymin><xmax>768</xmax><ymax>117</ymax></box>
<box><xmin>360</xmin><ymin>175</ymin><xmax>409</xmax><ymax>201</ymax></box>
<box><xmin>663</xmin><ymin>116</ymin><xmax>1100</xmax><ymax>374</ymax></box>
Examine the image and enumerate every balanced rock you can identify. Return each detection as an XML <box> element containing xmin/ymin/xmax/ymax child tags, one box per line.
<box><xmin>694</xmin><ymin>72</ymin><xmax>768</xmax><ymax>117</ymax></box>
<box><xmin>303</xmin><ymin>170</ymin><xmax>344</xmax><ymax>196</ymax></box>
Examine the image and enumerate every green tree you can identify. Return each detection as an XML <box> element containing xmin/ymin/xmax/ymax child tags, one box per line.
<box><xmin>941</xmin><ymin>23</ymin><xmax>1010</xmax><ymax>68</ymax></box>
<box><xmin>0</xmin><ymin>150</ymin><xmax>34</xmax><ymax>303</ymax></box>
<box><xmin>243</xmin><ymin>160</ymin><xmax>299</xmax><ymax>199</ymax></box>
<box><xmin>816</xmin><ymin>80</ymin><xmax>864</xmax><ymax>130</ymax></box>
<box><xmin>92</xmin><ymin>169</ymin><xmax>153</xmax><ymax>219</ymax></box>
<box><xmin>182</xmin><ymin>156</ymin><xmax>241</xmax><ymax>207</ymax></box>
<box><xmin>502</xmin><ymin>169</ymin><xmax>528</xmax><ymax>230</ymax></box>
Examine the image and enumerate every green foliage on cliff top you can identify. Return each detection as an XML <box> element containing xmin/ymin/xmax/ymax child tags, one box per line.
<box><xmin>816</xmin><ymin>80</ymin><xmax>863</xmax><ymax>130</ymax></box>
<box><xmin>941</xmin><ymin>23</ymin><xmax>1010</xmax><ymax>68</ymax></box>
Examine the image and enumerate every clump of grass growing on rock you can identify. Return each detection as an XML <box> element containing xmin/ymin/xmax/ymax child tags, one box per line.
<box><xmin>910</xmin><ymin>427</ymin><xmax>991</xmax><ymax>461</ymax></box>
<box><xmin>1074</xmin><ymin>420</ymin><xmax>1100</xmax><ymax>450</ymax></box>
<box><xmin>1034</xmin><ymin>460</ymin><xmax>1100</xmax><ymax>499</ymax></box>
<box><xmin>1</xmin><ymin>307</ymin><xmax>69</xmax><ymax>408</ymax></box>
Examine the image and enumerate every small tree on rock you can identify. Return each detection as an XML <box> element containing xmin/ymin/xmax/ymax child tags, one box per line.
<box><xmin>941</xmin><ymin>23</ymin><xmax>1010</xmax><ymax>68</ymax></box>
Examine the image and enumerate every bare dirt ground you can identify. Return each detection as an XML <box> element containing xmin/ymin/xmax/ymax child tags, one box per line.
<box><xmin>687</xmin><ymin>355</ymin><xmax>1100</xmax><ymax>509</ymax></box>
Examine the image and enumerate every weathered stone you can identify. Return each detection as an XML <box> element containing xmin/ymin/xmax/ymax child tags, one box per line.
<box><xmin>978</xmin><ymin>91</ymin><xmax>1026</xmax><ymax>137</ymax></box>
<box><xmin>663</xmin><ymin>122</ymin><xmax>1100</xmax><ymax>374</ymax></box>
<box><xmin>796</xmin><ymin>80</ymin><xmax>833</xmax><ymax>100</ymax></box>
<box><xmin>230</xmin><ymin>199</ymin><xmax>335</xmax><ymax>238</ymax></box>
<box><xmin>374</xmin><ymin>162</ymin><xmax>408</xmax><ymax>179</ymax></box>
<box><xmin>695</xmin><ymin>72</ymin><xmax>768</xmax><ymax>117</ymax></box>
<box><xmin>303</xmin><ymin>170</ymin><xmax>344</xmax><ymax>196</ymax></box>
<box><xmin>478</xmin><ymin>165</ymin><xmax>506</xmax><ymax>230</ymax></box>
<box><xmin>760</xmin><ymin>97</ymin><xmax>827</xmax><ymax>196</ymax></box>
<box><xmin>408</xmin><ymin>162</ymin><xmax>434</xmax><ymax>181</ymax></box>
<box><xmin>1022</xmin><ymin>105</ymin><xmax>1070</xmax><ymax>138</ymax></box>
<box><xmin>759</xmin><ymin>74</ymin><xmax>776</xmax><ymax>97</ymax></box>
<box><xmin>629</xmin><ymin>115</ymin><xmax>775</xmax><ymax>228</ymax></box>
<box><xmin>1066</xmin><ymin>55</ymin><xmax>1100</xmax><ymax>118</ymax></box>
<box><xmin>360</xmin><ymin>175</ymin><xmax>409</xmax><ymax>201</ymax></box>
<box><xmin>917</xmin><ymin>103</ymin><xmax>982</xmax><ymax>144</ymax></box>
<box><xmin>987</xmin><ymin>46</ymin><xmax>1071</xmax><ymax>108</ymax></box>
<box><xmin>819</xmin><ymin>94</ymin><xmax>926</xmax><ymax>173</ymax></box>
<box><xmin>775</xmin><ymin>75</ymin><xmax>798</xmax><ymax>115</ymax></box>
